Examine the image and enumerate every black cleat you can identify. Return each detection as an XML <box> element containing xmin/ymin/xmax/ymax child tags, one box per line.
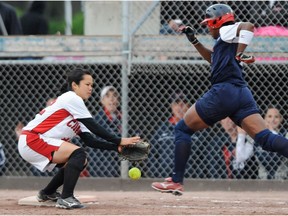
<box><xmin>37</xmin><ymin>190</ymin><xmax>61</xmax><ymax>202</ymax></box>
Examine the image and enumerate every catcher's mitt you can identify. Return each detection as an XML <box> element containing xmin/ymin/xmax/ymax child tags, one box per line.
<box><xmin>120</xmin><ymin>141</ymin><xmax>150</xmax><ymax>162</ymax></box>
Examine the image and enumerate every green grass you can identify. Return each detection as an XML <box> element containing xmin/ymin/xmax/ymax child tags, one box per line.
<box><xmin>49</xmin><ymin>20</ymin><xmax>66</xmax><ymax>35</ymax></box>
<box><xmin>72</xmin><ymin>12</ymin><xmax>84</xmax><ymax>35</ymax></box>
<box><xmin>49</xmin><ymin>12</ymin><xmax>84</xmax><ymax>35</ymax></box>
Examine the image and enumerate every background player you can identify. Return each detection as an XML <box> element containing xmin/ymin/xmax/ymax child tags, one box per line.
<box><xmin>18</xmin><ymin>68</ymin><xmax>140</xmax><ymax>209</ymax></box>
<box><xmin>152</xmin><ymin>3</ymin><xmax>288</xmax><ymax>195</ymax></box>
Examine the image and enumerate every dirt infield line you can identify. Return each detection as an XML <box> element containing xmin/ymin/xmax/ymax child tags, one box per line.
<box><xmin>1</xmin><ymin>190</ymin><xmax>288</xmax><ymax>215</ymax></box>
<box><xmin>1</xmin><ymin>177</ymin><xmax>288</xmax><ymax>191</ymax></box>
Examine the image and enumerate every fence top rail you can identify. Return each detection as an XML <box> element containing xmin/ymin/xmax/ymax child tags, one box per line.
<box><xmin>132</xmin><ymin>35</ymin><xmax>288</xmax><ymax>61</ymax></box>
<box><xmin>133</xmin><ymin>35</ymin><xmax>287</xmax><ymax>54</ymax></box>
<box><xmin>0</xmin><ymin>35</ymin><xmax>286</xmax><ymax>58</ymax></box>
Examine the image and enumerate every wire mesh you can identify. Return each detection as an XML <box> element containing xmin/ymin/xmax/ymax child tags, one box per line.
<box><xmin>1</xmin><ymin>62</ymin><xmax>288</xmax><ymax>179</ymax></box>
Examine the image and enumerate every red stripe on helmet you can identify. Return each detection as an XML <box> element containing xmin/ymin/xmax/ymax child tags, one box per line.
<box><xmin>201</xmin><ymin>13</ymin><xmax>234</xmax><ymax>29</ymax></box>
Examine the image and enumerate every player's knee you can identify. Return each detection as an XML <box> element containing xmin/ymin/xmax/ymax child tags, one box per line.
<box><xmin>174</xmin><ymin>119</ymin><xmax>194</xmax><ymax>144</ymax></box>
<box><xmin>67</xmin><ymin>148</ymin><xmax>87</xmax><ymax>171</ymax></box>
<box><xmin>255</xmin><ymin>129</ymin><xmax>275</xmax><ymax>152</ymax></box>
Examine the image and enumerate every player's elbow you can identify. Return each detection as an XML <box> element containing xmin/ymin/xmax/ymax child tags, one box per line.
<box><xmin>240</xmin><ymin>22</ymin><xmax>255</xmax><ymax>32</ymax></box>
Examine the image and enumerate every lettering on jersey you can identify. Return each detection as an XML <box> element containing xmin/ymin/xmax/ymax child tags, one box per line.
<box><xmin>67</xmin><ymin>119</ymin><xmax>81</xmax><ymax>134</ymax></box>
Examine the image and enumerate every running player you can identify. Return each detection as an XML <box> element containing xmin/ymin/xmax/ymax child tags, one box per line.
<box><xmin>18</xmin><ymin>68</ymin><xmax>140</xmax><ymax>209</ymax></box>
<box><xmin>151</xmin><ymin>3</ymin><xmax>288</xmax><ymax>195</ymax></box>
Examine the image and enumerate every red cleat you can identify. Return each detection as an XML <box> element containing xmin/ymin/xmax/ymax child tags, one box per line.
<box><xmin>151</xmin><ymin>178</ymin><xmax>183</xmax><ymax>196</ymax></box>
<box><xmin>164</xmin><ymin>177</ymin><xmax>172</xmax><ymax>182</ymax></box>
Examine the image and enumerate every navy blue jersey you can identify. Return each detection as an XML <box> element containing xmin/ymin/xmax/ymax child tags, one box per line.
<box><xmin>195</xmin><ymin>23</ymin><xmax>260</xmax><ymax>126</ymax></box>
<box><xmin>211</xmin><ymin>38</ymin><xmax>246</xmax><ymax>86</ymax></box>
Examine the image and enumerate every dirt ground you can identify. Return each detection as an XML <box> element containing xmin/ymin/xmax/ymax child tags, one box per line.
<box><xmin>1</xmin><ymin>190</ymin><xmax>288</xmax><ymax>215</ymax></box>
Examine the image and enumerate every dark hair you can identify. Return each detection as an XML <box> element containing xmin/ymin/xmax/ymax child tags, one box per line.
<box><xmin>28</xmin><ymin>1</ymin><xmax>46</xmax><ymax>14</ymax></box>
<box><xmin>267</xmin><ymin>104</ymin><xmax>279</xmax><ymax>109</ymax></box>
<box><xmin>60</xmin><ymin>68</ymin><xmax>92</xmax><ymax>94</ymax></box>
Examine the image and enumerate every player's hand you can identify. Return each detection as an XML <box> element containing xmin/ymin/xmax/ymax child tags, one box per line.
<box><xmin>179</xmin><ymin>25</ymin><xmax>199</xmax><ymax>45</ymax></box>
<box><xmin>235</xmin><ymin>52</ymin><xmax>255</xmax><ymax>64</ymax></box>
<box><xmin>120</xmin><ymin>136</ymin><xmax>141</xmax><ymax>146</ymax></box>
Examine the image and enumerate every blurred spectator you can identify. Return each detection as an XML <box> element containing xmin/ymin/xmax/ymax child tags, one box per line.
<box><xmin>20</xmin><ymin>1</ymin><xmax>49</xmax><ymax>35</ymax></box>
<box><xmin>95</xmin><ymin>86</ymin><xmax>122</xmax><ymax>135</ymax></box>
<box><xmin>160</xmin><ymin>19</ymin><xmax>184</xmax><ymax>35</ymax></box>
<box><xmin>148</xmin><ymin>91</ymin><xmax>191</xmax><ymax>177</ymax></box>
<box><xmin>255</xmin><ymin>106</ymin><xmax>287</xmax><ymax>179</ymax></box>
<box><xmin>87</xmin><ymin>86</ymin><xmax>122</xmax><ymax>177</ymax></box>
<box><xmin>0</xmin><ymin>2</ymin><xmax>22</xmax><ymax>35</ymax></box>
<box><xmin>152</xmin><ymin>91</ymin><xmax>190</xmax><ymax>141</ymax></box>
<box><xmin>218</xmin><ymin>117</ymin><xmax>258</xmax><ymax>179</ymax></box>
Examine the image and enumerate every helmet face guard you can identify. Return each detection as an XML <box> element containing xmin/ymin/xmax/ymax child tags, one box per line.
<box><xmin>201</xmin><ymin>4</ymin><xmax>235</xmax><ymax>29</ymax></box>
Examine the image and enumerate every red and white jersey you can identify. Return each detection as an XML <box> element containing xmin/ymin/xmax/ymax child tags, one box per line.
<box><xmin>23</xmin><ymin>91</ymin><xmax>92</xmax><ymax>141</ymax></box>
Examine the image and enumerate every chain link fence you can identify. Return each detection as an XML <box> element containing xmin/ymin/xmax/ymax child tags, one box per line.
<box><xmin>2</xmin><ymin>62</ymin><xmax>288</xmax><ymax>179</ymax></box>
<box><xmin>1</xmin><ymin>1</ymin><xmax>288</xmax><ymax>180</ymax></box>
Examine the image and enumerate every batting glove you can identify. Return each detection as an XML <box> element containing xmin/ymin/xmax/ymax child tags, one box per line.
<box><xmin>180</xmin><ymin>25</ymin><xmax>199</xmax><ymax>45</ymax></box>
<box><xmin>235</xmin><ymin>52</ymin><xmax>255</xmax><ymax>64</ymax></box>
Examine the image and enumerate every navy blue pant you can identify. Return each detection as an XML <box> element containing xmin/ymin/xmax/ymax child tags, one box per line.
<box><xmin>196</xmin><ymin>83</ymin><xmax>259</xmax><ymax>126</ymax></box>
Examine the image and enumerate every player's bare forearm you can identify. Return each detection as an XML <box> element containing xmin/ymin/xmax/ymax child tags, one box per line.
<box><xmin>194</xmin><ymin>43</ymin><xmax>212</xmax><ymax>63</ymax></box>
<box><xmin>180</xmin><ymin>25</ymin><xmax>212</xmax><ymax>63</ymax></box>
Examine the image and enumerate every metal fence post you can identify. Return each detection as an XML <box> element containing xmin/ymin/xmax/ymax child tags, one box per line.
<box><xmin>120</xmin><ymin>0</ymin><xmax>130</xmax><ymax>179</ymax></box>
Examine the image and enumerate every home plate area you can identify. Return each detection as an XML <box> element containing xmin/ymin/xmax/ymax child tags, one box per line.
<box><xmin>18</xmin><ymin>195</ymin><xmax>98</xmax><ymax>207</ymax></box>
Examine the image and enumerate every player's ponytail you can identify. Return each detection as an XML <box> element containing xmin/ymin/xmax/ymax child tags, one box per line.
<box><xmin>59</xmin><ymin>83</ymin><xmax>69</xmax><ymax>94</ymax></box>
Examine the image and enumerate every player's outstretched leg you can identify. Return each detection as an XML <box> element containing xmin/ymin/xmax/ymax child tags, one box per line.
<box><xmin>151</xmin><ymin>119</ymin><xmax>194</xmax><ymax>195</ymax></box>
<box><xmin>255</xmin><ymin>129</ymin><xmax>288</xmax><ymax>157</ymax></box>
